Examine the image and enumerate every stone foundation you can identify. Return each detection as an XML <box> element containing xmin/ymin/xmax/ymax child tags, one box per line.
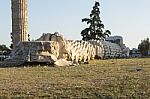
<box><xmin>0</xmin><ymin>41</ymin><xmax>59</xmax><ymax>67</ymax></box>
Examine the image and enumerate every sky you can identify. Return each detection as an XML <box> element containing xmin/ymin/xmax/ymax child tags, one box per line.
<box><xmin>0</xmin><ymin>0</ymin><xmax>150</xmax><ymax>49</ymax></box>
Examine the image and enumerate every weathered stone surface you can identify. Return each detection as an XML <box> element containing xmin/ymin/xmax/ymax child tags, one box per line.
<box><xmin>55</xmin><ymin>59</ymin><xmax>73</xmax><ymax>66</ymax></box>
<box><xmin>36</xmin><ymin>32</ymin><xmax>68</xmax><ymax>59</ymax></box>
<box><xmin>0</xmin><ymin>41</ymin><xmax>60</xmax><ymax>67</ymax></box>
<box><xmin>36</xmin><ymin>33</ymin><xmax>124</xmax><ymax>65</ymax></box>
<box><xmin>65</xmin><ymin>40</ymin><xmax>95</xmax><ymax>64</ymax></box>
<box><xmin>106</xmin><ymin>36</ymin><xmax>130</xmax><ymax>57</ymax></box>
<box><xmin>11</xmin><ymin>0</ymin><xmax>29</xmax><ymax>48</ymax></box>
<box><xmin>3</xmin><ymin>33</ymin><xmax>129</xmax><ymax>67</ymax></box>
<box><xmin>36</xmin><ymin>33</ymin><xmax>96</xmax><ymax>65</ymax></box>
<box><xmin>10</xmin><ymin>41</ymin><xmax>59</xmax><ymax>63</ymax></box>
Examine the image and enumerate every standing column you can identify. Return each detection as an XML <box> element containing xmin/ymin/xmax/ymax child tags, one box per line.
<box><xmin>11</xmin><ymin>0</ymin><xmax>29</xmax><ymax>48</ymax></box>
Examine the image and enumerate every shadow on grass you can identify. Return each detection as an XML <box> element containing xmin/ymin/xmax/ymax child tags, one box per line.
<box><xmin>0</xmin><ymin>61</ymin><xmax>55</xmax><ymax>68</ymax></box>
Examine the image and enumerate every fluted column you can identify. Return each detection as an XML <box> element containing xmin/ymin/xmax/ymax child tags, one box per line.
<box><xmin>11</xmin><ymin>0</ymin><xmax>29</xmax><ymax>48</ymax></box>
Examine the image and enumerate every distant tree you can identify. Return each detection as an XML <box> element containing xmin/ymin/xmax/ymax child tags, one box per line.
<box><xmin>0</xmin><ymin>45</ymin><xmax>9</xmax><ymax>51</ymax></box>
<box><xmin>81</xmin><ymin>1</ymin><xmax>111</xmax><ymax>41</ymax></box>
<box><xmin>138</xmin><ymin>38</ymin><xmax>150</xmax><ymax>56</ymax></box>
<box><xmin>0</xmin><ymin>44</ymin><xmax>11</xmax><ymax>55</ymax></box>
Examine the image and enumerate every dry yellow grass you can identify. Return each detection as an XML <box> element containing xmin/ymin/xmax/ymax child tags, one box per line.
<box><xmin>0</xmin><ymin>58</ymin><xmax>149</xmax><ymax>98</ymax></box>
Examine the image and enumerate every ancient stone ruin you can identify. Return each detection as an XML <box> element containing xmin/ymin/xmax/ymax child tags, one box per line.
<box><xmin>11</xmin><ymin>0</ymin><xmax>29</xmax><ymax>48</ymax></box>
<box><xmin>0</xmin><ymin>0</ymin><xmax>129</xmax><ymax>67</ymax></box>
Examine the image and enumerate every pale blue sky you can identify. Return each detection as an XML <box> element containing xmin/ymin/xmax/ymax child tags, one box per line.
<box><xmin>0</xmin><ymin>0</ymin><xmax>150</xmax><ymax>48</ymax></box>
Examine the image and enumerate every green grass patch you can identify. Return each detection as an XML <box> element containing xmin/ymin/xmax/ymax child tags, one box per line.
<box><xmin>0</xmin><ymin>58</ymin><xmax>149</xmax><ymax>98</ymax></box>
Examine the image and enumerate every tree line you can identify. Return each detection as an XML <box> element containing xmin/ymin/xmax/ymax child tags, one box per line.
<box><xmin>138</xmin><ymin>38</ymin><xmax>150</xmax><ymax>56</ymax></box>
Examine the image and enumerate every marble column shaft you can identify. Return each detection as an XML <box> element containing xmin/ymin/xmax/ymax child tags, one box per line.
<box><xmin>11</xmin><ymin>0</ymin><xmax>28</xmax><ymax>47</ymax></box>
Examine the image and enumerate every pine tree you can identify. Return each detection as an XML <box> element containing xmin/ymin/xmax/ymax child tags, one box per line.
<box><xmin>81</xmin><ymin>1</ymin><xmax>111</xmax><ymax>41</ymax></box>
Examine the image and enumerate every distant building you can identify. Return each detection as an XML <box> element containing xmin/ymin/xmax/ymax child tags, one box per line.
<box><xmin>106</xmin><ymin>36</ymin><xmax>123</xmax><ymax>46</ymax></box>
<box><xmin>106</xmin><ymin>36</ymin><xmax>130</xmax><ymax>57</ymax></box>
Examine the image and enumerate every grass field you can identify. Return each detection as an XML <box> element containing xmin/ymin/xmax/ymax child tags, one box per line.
<box><xmin>0</xmin><ymin>58</ymin><xmax>149</xmax><ymax>98</ymax></box>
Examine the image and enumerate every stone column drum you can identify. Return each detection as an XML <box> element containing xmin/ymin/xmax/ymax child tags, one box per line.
<box><xmin>11</xmin><ymin>0</ymin><xmax>29</xmax><ymax>48</ymax></box>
